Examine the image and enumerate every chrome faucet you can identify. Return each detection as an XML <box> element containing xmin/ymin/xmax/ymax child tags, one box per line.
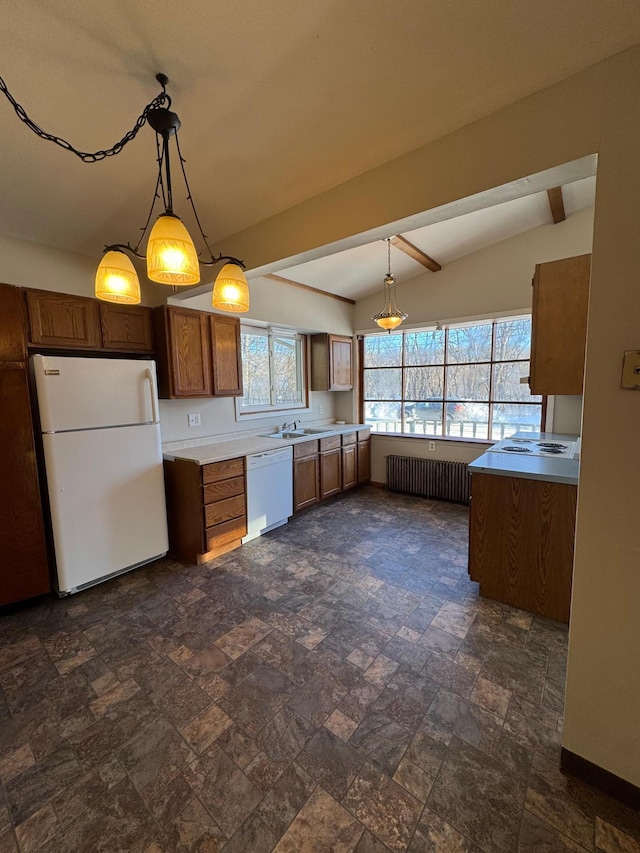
<box><xmin>282</xmin><ymin>420</ymin><xmax>299</xmax><ymax>431</ymax></box>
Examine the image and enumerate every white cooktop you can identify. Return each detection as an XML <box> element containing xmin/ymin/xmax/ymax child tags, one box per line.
<box><xmin>488</xmin><ymin>437</ymin><xmax>577</xmax><ymax>458</ymax></box>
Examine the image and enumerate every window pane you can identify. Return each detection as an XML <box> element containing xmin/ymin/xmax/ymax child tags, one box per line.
<box><xmin>273</xmin><ymin>336</ymin><xmax>300</xmax><ymax>404</ymax></box>
<box><xmin>495</xmin><ymin>318</ymin><xmax>531</xmax><ymax>361</ymax></box>
<box><xmin>492</xmin><ymin>361</ymin><xmax>541</xmax><ymax>402</ymax></box>
<box><xmin>446</xmin><ymin>364</ymin><xmax>490</xmax><ymax>400</ymax></box>
<box><xmin>491</xmin><ymin>403</ymin><xmax>542</xmax><ymax>440</ymax></box>
<box><xmin>241</xmin><ymin>332</ymin><xmax>270</xmax><ymax>407</ymax></box>
<box><xmin>404</xmin><ymin>330</ymin><xmax>444</xmax><ymax>365</ymax></box>
<box><xmin>404</xmin><ymin>366</ymin><xmax>444</xmax><ymax>401</ymax></box>
<box><xmin>403</xmin><ymin>402</ymin><xmax>443</xmax><ymax>436</ymax></box>
<box><xmin>444</xmin><ymin>403</ymin><xmax>489</xmax><ymax>440</ymax></box>
<box><xmin>365</xmin><ymin>401</ymin><xmax>402</xmax><ymax>432</ymax></box>
<box><xmin>364</xmin><ymin>335</ymin><xmax>402</xmax><ymax>367</ymax></box>
<box><xmin>364</xmin><ymin>368</ymin><xmax>402</xmax><ymax>400</ymax></box>
<box><xmin>447</xmin><ymin>324</ymin><xmax>492</xmax><ymax>363</ymax></box>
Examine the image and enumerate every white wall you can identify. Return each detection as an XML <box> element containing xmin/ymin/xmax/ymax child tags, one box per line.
<box><xmin>356</xmin><ymin>206</ymin><xmax>594</xmax><ymax>332</ymax></box>
<box><xmin>159</xmin><ymin>390</ymin><xmax>336</xmax><ymax>444</ymax></box>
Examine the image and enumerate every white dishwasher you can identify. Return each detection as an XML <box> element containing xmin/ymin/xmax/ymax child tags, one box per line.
<box><xmin>242</xmin><ymin>446</ymin><xmax>294</xmax><ymax>543</ymax></box>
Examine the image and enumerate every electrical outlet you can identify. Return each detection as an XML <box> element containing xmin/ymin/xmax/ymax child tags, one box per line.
<box><xmin>319</xmin><ymin>405</ymin><xmax>324</xmax><ymax>414</ymax></box>
<box><xmin>428</xmin><ymin>441</ymin><xmax>436</xmax><ymax>452</ymax></box>
<box><xmin>188</xmin><ymin>413</ymin><xmax>201</xmax><ymax>427</ymax></box>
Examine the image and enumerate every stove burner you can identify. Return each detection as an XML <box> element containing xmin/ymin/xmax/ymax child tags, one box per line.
<box><xmin>537</xmin><ymin>442</ymin><xmax>567</xmax><ymax>450</ymax></box>
<box><xmin>509</xmin><ymin>438</ymin><xmax>534</xmax><ymax>444</ymax></box>
<box><xmin>502</xmin><ymin>446</ymin><xmax>533</xmax><ymax>453</ymax></box>
<box><xmin>539</xmin><ymin>446</ymin><xmax>564</xmax><ymax>454</ymax></box>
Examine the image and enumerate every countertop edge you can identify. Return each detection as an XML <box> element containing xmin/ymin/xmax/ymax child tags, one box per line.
<box><xmin>163</xmin><ymin>424</ymin><xmax>371</xmax><ymax>465</ymax></box>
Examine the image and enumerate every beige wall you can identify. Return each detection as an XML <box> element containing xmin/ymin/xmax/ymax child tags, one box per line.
<box><xmin>205</xmin><ymin>48</ymin><xmax>640</xmax><ymax>786</ymax></box>
<box><xmin>0</xmin><ymin>233</ymin><xmax>171</xmax><ymax>307</ymax></box>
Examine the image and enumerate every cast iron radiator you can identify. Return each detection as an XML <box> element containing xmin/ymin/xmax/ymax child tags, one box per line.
<box><xmin>386</xmin><ymin>455</ymin><xmax>471</xmax><ymax>505</ymax></box>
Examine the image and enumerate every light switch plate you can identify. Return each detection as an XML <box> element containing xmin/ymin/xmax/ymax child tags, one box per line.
<box><xmin>621</xmin><ymin>351</ymin><xmax>640</xmax><ymax>389</ymax></box>
<box><xmin>188</xmin><ymin>412</ymin><xmax>201</xmax><ymax>427</ymax></box>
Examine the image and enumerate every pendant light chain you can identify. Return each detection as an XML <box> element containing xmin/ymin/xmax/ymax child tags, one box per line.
<box><xmin>0</xmin><ymin>74</ymin><xmax>169</xmax><ymax>163</ymax></box>
<box><xmin>387</xmin><ymin>236</ymin><xmax>391</xmax><ymax>277</ymax></box>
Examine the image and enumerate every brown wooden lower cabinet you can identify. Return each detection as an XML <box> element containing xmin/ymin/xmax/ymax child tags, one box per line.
<box><xmin>0</xmin><ymin>365</ymin><xmax>50</xmax><ymax>605</ymax></box>
<box><xmin>319</xmin><ymin>435</ymin><xmax>342</xmax><ymax>499</ymax></box>
<box><xmin>163</xmin><ymin>456</ymin><xmax>246</xmax><ymax>564</ymax></box>
<box><xmin>468</xmin><ymin>472</ymin><xmax>577</xmax><ymax>623</ymax></box>
<box><xmin>293</xmin><ymin>440</ymin><xmax>320</xmax><ymax>512</ymax></box>
<box><xmin>357</xmin><ymin>439</ymin><xmax>371</xmax><ymax>483</ymax></box>
<box><xmin>342</xmin><ymin>444</ymin><xmax>358</xmax><ymax>490</ymax></box>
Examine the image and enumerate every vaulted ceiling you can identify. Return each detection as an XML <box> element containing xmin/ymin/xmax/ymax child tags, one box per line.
<box><xmin>1</xmin><ymin>1</ymin><xmax>638</xmax><ymax>289</ymax></box>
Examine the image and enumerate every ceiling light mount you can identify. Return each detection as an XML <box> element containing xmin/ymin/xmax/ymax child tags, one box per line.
<box><xmin>0</xmin><ymin>71</ymin><xmax>250</xmax><ymax>310</ymax></box>
<box><xmin>372</xmin><ymin>237</ymin><xmax>408</xmax><ymax>332</ymax></box>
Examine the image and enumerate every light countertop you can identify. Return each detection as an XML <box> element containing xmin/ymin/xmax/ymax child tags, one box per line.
<box><xmin>468</xmin><ymin>432</ymin><xmax>580</xmax><ymax>485</ymax></box>
<box><xmin>163</xmin><ymin>424</ymin><xmax>370</xmax><ymax>466</ymax></box>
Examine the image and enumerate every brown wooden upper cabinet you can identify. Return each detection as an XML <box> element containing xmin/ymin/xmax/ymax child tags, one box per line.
<box><xmin>26</xmin><ymin>289</ymin><xmax>102</xmax><ymax>349</ymax></box>
<box><xmin>0</xmin><ymin>283</ymin><xmax>27</xmax><ymax>362</ymax></box>
<box><xmin>154</xmin><ymin>306</ymin><xmax>243</xmax><ymax>399</ymax></box>
<box><xmin>100</xmin><ymin>303</ymin><xmax>154</xmax><ymax>352</ymax></box>
<box><xmin>310</xmin><ymin>333</ymin><xmax>353</xmax><ymax>391</ymax></box>
<box><xmin>529</xmin><ymin>254</ymin><xmax>591</xmax><ymax>396</ymax></box>
<box><xmin>25</xmin><ymin>289</ymin><xmax>154</xmax><ymax>354</ymax></box>
<box><xmin>209</xmin><ymin>314</ymin><xmax>243</xmax><ymax>396</ymax></box>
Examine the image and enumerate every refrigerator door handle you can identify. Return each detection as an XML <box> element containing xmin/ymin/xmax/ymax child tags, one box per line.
<box><xmin>146</xmin><ymin>368</ymin><xmax>160</xmax><ymax>424</ymax></box>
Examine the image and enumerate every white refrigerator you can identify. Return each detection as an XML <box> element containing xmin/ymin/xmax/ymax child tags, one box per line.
<box><xmin>32</xmin><ymin>355</ymin><xmax>169</xmax><ymax>595</ymax></box>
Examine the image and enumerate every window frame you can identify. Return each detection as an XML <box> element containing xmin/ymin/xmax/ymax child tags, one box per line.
<box><xmin>235</xmin><ymin>324</ymin><xmax>310</xmax><ymax>420</ymax></box>
<box><xmin>361</xmin><ymin>316</ymin><xmax>543</xmax><ymax>441</ymax></box>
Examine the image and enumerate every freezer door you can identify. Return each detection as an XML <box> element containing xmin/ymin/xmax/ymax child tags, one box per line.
<box><xmin>33</xmin><ymin>355</ymin><xmax>159</xmax><ymax>432</ymax></box>
<box><xmin>43</xmin><ymin>423</ymin><xmax>168</xmax><ymax>593</ymax></box>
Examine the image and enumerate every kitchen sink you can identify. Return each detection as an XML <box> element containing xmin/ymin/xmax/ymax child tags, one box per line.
<box><xmin>264</xmin><ymin>427</ymin><xmax>334</xmax><ymax>439</ymax></box>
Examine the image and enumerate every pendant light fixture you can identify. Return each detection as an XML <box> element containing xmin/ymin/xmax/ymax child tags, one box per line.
<box><xmin>372</xmin><ymin>237</ymin><xmax>408</xmax><ymax>331</ymax></box>
<box><xmin>0</xmin><ymin>72</ymin><xmax>250</xmax><ymax>310</ymax></box>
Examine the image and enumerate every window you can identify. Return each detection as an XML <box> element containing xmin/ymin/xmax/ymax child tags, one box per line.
<box><xmin>362</xmin><ymin>317</ymin><xmax>542</xmax><ymax>440</ymax></box>
<box><xmin>239</xmin><ymin>326</ymin><xmax>307</xmax><ymax>414</ymax></box>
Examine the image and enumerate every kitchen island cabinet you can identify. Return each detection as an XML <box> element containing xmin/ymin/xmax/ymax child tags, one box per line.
<box><xmin>469</xmin><ymin>470</ymin><xmax>577</xmax><ymax>623</ymax></box>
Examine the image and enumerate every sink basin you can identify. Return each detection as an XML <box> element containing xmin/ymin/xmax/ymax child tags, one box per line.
<box><xmin>264</xmin><ymin>427</ymin><xmax>335</xmax><ymax>439</ymax></box>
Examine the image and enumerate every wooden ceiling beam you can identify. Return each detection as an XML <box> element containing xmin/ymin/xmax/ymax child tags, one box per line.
<box><xmin>265</xmin><ymin>273</ymin><xmax>356</xmax><ymax>305</ymax></box>
<box><xmin>547</xmin><ymin>186</ymin><xmax>566</xmax><ymax>223</ymax></box>
<box><xmin>390</xmin><ymin>235</ymin><xmax>441</xmax><ymax>272</ymax></box>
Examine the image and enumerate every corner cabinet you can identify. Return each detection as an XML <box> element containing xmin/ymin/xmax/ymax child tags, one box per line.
<box><xmin>529</xmin><ymin>254</ymin><xmax>591</xmax><ymax>396</ymax></box>
<box><xmin>154</xmin><ymin>306</ymin><xmax>242</xmax><ymax>399</ymax></box>
<box><xmin>310</xmin><ymin>334</ymin><xmax>353</xmax><ymax>391</ymax></box>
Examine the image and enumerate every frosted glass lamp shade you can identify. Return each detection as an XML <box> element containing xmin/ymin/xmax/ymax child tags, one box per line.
<box><xmin>95</xmin><ymin>250</ymin><xmax>141</xmax><ymax>304</ymax></box>
<box><xmin>146</xmin><ymin>214</ymin><xmax>200</xmax><ymax>285</ymax></box>
<box><xmin>374</xmin><ymin>314</ymin><xmax>404</xmax><ymax>331</ymax></box>
<box><xmin>212</xmin><ymin>263</ymin><xmax>250</xmax><ymax>312</ymax></box>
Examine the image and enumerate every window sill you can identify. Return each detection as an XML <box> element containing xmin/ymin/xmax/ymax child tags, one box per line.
<box><xmin>369</xmin><ymin>431</ymin><xmax>495</xmax><ymax>446</ymax></box>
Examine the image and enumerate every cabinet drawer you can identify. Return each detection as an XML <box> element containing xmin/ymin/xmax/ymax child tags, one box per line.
<box><xmin>294</xmin><ymin>440</ymin><xmax>319</xmax><ymax>459</ymax></box>
<box><xmin>341</xmin><ymin>431</ymin><xmax>357</xmax><ymax>446</ymax></box>
<box><xmin>203</xmin><ymin>476</ymin><xmax>244</xmax><ymax>504</ymax></box>
<box><xmin>357</xmin><ymin>429</ymin><xmax>371</xmax><ymax>442</ymax></box>
<box><xmin>320</xmin><ymin>435</ymin><xmax>341</xmax><ymax>452</ymax></box>
<box><xmin>204</xmin><ymin>517</ymin><xmax>247</xmax><ymax>552</ymax></box>
<box><xmin>202</xmin><ymin>457</ymin><xmax>244</xmax><ymax>484</ymax></box>
<box><xmin>204</xmin><ymin>494</ymin><xmax>245</xmax><ymax>527</ymax></box>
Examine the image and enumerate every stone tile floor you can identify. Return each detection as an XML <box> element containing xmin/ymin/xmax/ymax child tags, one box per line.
<box><xmin>0</xmin><ymin>487</ymin><xmax>638</xmax><ymax>852</ymax></box>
